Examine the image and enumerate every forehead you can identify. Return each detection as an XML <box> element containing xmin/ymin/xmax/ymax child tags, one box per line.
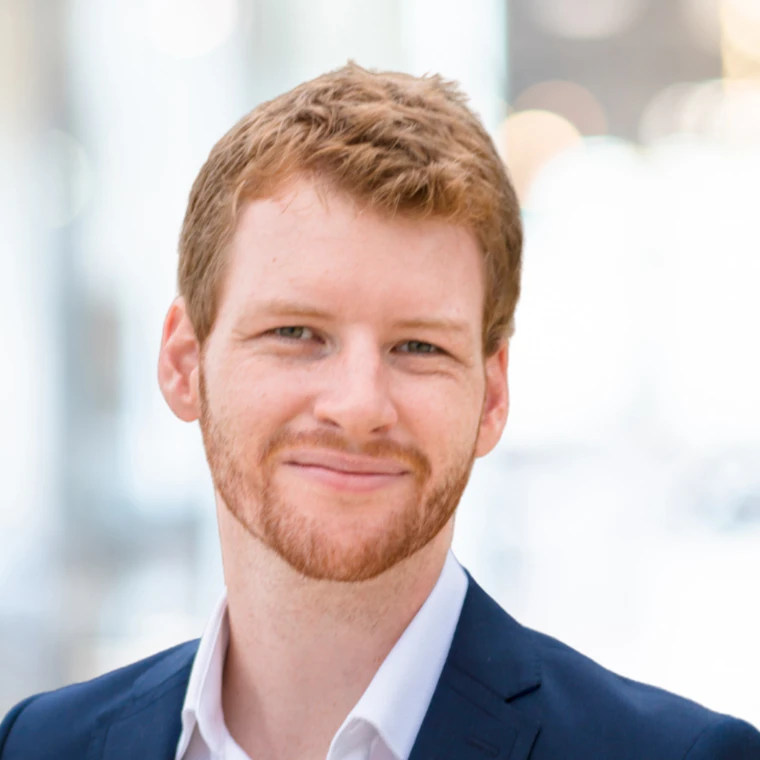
<box><xmin>220</xmin><ymin>179</ymin><xmax>485</xmax><ymax>325</ymax></box>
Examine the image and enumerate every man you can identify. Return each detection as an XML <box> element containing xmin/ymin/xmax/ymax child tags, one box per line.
<box><xmin>1</xmin><ymin>63</ymin><xmax>758</xmax><ymax>760</ymax></box>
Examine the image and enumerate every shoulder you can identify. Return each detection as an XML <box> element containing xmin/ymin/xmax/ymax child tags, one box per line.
<box><xmin>0</xmin><ymin>639</ymin><xmax>198</xmax><ymax>760</ymax></box>
<box><xmin>454</xmin><ymin>575</ymin><xmax>760</xmax><ymax>759</ymax></box>
<box><xmin>523</xmin><ymin>626</ymin><xmax>760</xmax><ymax>759</ymax></box>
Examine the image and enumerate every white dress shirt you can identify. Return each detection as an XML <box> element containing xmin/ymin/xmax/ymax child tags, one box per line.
<box><xmin>174</xmin><ymin>551</ymin><xmax>468</xmax><ymax>760</ymax></box>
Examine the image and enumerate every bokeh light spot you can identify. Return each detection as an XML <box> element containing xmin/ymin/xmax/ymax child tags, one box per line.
<box><xmin>640</xmin><ymin>79</ymin><xmax>760</xmax><ymax>144</ymax></box>
<box><xmin>721</xmin><ymin>0</ymin><xmax>760</xmax><ymax>71</ymax></box>
<box><xmin>680</xmin><ymin>0</ymin><xmax>722</xmax><ymax>53</ymax></box>
<box><xmin>497</xmin><ymin>110</ymin><xmax>582</xmax><ymax>204</ymax></box>
<box><xmin>513</xmin><ymin>80</ymin><xmax>608</xmax><ymax>136</ymax></box>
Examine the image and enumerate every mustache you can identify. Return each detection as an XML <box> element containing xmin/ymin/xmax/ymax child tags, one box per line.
<box><xmin>260</xmin><ymin>428</ymin><xmax>431</xmax><ymax>479</ymax></box>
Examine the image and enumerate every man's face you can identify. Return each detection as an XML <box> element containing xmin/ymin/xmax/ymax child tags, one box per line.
<box><xmin>190</xmin><ymin>179</ymin><xmax>508</xmax><ymax>582</ymax></box>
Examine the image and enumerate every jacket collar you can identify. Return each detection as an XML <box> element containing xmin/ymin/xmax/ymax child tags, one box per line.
<box><xmin>408</xmin><ymin>573</ymin><xmax>542</xmax><ymax>760</ymax></box>
<box><xmin>449</xmin><ymin>572</ymin><xmax>541</xmax><ymax>701</ymax></box>
<box><xmin>96</xmin><ymin>573</ymin><xmax>542</xmax><ymax>760</ymax></box>
<box><xmin>93</xmin><ymin>641</ymin><xmax>197</xmax><ymax>760</ymax></box>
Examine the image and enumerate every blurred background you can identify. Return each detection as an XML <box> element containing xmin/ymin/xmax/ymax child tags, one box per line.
<box><xmin>1</xmin><ymin>0</ymin><xmax>759</xmax><ymax>724</ymax></box>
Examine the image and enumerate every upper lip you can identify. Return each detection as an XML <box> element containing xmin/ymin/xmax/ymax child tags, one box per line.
<box><xmin>284</xmin><ymin>449</ymin><xmax>409</xmax><ymax>475</ymax></box>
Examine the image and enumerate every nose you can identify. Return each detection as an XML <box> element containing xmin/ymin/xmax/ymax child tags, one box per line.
<box><xmin>313</xmin><ymin>335</ymin><xmax>398</xmax><ymax>439</ymax></box>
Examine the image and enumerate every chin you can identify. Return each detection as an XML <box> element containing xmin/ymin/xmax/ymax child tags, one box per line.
<box><xmin>262</xmin><ymin>509</ymin><xmax>428</xmax><ymax>583</ymax></box>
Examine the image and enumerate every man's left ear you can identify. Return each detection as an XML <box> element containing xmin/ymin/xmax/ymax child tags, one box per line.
<box><xmin>475</xmin><ymin>340</ymin><xmax>509</xmax><ymax>458</ymax></box>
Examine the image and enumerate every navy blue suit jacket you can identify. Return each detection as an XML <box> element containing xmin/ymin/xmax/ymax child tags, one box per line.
<box><xmin>2</xmin><ymin>574</ymin><xmax>759</xmax><ymax>759</ymax></box>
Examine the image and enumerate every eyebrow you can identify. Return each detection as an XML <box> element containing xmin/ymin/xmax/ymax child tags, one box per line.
<box><xmin>253</xmin><ymin>299</ymin><xmax>333</xmax><ymax>320</ymax></box>
<box><xmin>392</xmin><ymin>317</ymin><xmax>472</xmax><ymax>337</ymax></box>
<box><xmin>250</xmin><ymin>299</ymin><xmax>472</xmax><ymax>336</ymax></box>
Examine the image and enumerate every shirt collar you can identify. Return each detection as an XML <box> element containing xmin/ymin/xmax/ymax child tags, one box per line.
<box><xmin>332</xmin><ymin>550</ymin><xmax>468</xmax><ymax>760</ymax></box>
<box><xmin>175</xmin><ymin>591</ymin><xmax>229</xmax><ymax>758</ymax></box>
<box><xmin>175</xmin><ymin>551</ymin><xmax>468</xmax><ymax>760</ymax></box>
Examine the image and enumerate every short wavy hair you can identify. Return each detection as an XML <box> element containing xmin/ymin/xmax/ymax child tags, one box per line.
<box><xmin>179</xmin><ymin>62</ymin><xmax>522</xmax><ymax>356</ymax></box>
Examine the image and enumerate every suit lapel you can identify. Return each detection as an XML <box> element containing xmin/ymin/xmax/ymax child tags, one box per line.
<box><xmin>409</xmin><ymin>576</ymin><xmax>542</xmax><ymax>760</ymax></box>
<box><xmin>90</xmin><ymin>576</ymin><xmax>540</xmax><ymax>760</ymax></box>
<box><xmin>93</xmin><ymin>642</ymin><xmax>196</xmax><ymax>760</ymax></box>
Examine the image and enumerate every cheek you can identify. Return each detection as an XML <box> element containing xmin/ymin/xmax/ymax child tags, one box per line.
<box><xmin>396</xmin><ymin>379</ymin><xmax>484</xmax><ymax>458</ymax></box>
<box><xmin>201</xmin><ymin>349</ymin><xmax>315</xmax><ymax>459</ymax></box>
<box><xmin>215</xmin><ymin>356</ymin><xmax>311</xmax><ymax>419</ymax></box>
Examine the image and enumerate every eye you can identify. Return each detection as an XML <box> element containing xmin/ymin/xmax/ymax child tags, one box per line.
<box><xmin>396</xmin><ymin>340</ymin><xmax>441</xmax><ymax>355</ymax></box>
<box><xmin>272</xmin><ymin>326</ymin><xmax>315</xmax><ymax>341</ymax></box>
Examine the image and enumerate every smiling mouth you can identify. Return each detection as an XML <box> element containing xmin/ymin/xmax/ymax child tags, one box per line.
<box><xmin>281</xmin><ymin>450</ymin><xmax>411</xmax><ymax>493</ymax></box>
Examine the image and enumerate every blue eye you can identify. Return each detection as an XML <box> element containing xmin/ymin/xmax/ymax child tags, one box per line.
<box><xmin>273</xmin><ymin>326</ymin><xmax>314</xmax><ymax>340</ymax></box>
<box><xmin>398</xmin><ymin>340</ymin><xmax>440</xmax><ymax>354</ymax></box>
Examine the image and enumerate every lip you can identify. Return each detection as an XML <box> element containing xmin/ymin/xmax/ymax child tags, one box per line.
<box><xmin>281</xmin><ymin>449</ymin><xmax>411</xmax><ymax>493</ymax></box>
<box><xmin>284</xmin><ymin>449</ymin><xmax>410</xmax><ymax>475</ymax></box>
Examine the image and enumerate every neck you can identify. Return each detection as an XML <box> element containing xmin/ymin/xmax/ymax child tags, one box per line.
<box><xmin>217</xmin><ymin>503</ymin><xmax>453</xmax><ymax>760</ymax></box>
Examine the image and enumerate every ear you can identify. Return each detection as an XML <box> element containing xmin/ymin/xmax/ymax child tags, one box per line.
<box><xmin>158</xmin><ymin>297</ymin><xmax>201</xmax><ymax>422</ymax></box>
<box><xmin>474</xmin><ymin>341</ymin><xmax>509</xmax><ymax>458</ymax></box>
